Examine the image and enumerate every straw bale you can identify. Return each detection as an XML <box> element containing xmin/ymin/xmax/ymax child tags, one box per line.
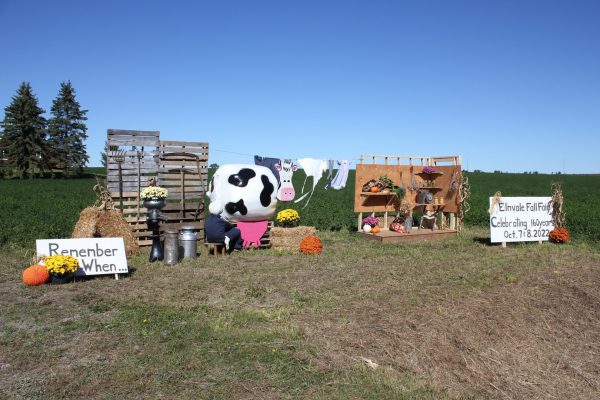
<box><xmin>72</xmin><ymin>207</ymin><xmax>139</xmax><ymax>256</ymax></box>
<box><xmin>271</xmin><ymin>226</ymin><xmax>317</xmax><ymax>252</ymax></box>
<box><xmin>71</xmin><ymin>207</ymin><xmax>100</xmax><ymax>238</ymax></box>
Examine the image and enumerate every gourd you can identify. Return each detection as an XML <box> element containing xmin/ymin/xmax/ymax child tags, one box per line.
<box><xmin>299</xmin><ymin>235</ymin><xmax>323</xmax><ymax>255</ymax></box>
<box><xmin>371</xmin><ymin>226</ymin><xmax>381</xmax><ymax>234</ymax></box>
<box><xmin>22</xmin><ymin>264</ymin><xmax>50</xmax><ymax>286</ymax></box>
<box><xmin>370</xmin><ymin>186</ymin><xmax>380</xmax><ymax>193</ymax></box>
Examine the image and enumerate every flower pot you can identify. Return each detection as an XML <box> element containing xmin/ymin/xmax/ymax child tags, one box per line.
<box><xmin>50</xmin><ymin>274</ymin><xmax>74</xmax><ymax>284</ymax></box>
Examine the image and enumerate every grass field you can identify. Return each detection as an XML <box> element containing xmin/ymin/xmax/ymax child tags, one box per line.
<box><xmin>1</xmin><ymin>170</ymin><xmax>599</xmax><ymax>399</ymax></box>
<box><xmin>1</xmin><ymin>228</ymin><xmax>599</xmax><ymax>399</ymax></box>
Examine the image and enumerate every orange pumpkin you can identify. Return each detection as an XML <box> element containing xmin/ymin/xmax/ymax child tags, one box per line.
<box><xmin>371</xmin><ymin>226</ymin><xmax>381</xmax><ymax>234</ymax></box>
<box><xmin>22</xmin><ymin>264</ymin><xmax>50</xmax><ymax>286</ymax></box>
<box><xmin>370</xmin><ymin>186</ymin><xmax>380</xmax><ymax>193</ymax></box>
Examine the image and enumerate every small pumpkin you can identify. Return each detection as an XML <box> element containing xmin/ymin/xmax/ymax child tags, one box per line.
<box><xmin>22</xmin><ymin>264</ymin><xmax>50</xmax><ymax>286</ymax></box>
<box><xmin>370</xmin><ymin>186</ymin><xmax>380</xmax><ymax>193</ymax></box>
<box><xmin>371</xmin><ymin>226</ymin><xmax>381</xmax><ymax>234</ymax></box>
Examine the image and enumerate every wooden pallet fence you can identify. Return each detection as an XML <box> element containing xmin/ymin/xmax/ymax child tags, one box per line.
<box><xmin>156</xmin><ymin>141</ymin><xmax>209</xmax><ymax>238</ymax></box>
<box><xmin>106</xmin><ymin>130</ymin><xmax>210</xmax><ymax>247</ymax></box>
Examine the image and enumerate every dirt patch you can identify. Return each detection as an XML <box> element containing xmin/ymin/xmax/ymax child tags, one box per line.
<box><xmin>301</xmin><ymin>262</ymin><xmax>600</xmax><ymax>399</ymax></box>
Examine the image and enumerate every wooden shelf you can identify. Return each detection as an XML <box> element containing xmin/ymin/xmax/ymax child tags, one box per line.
<box><xmin>415</xmin><ymin>203</ymin><xmax>445</xmax><ymax>207</ymax></box>
<box><xmin>417</xmin><ymin>171</ymin><xmax>444</xmax><ymax>177</ymax></box>
<box><xmin>360</xmin><ymin>192</ymin><xmax>397</xmax><ymax>196</ymax></box>
<box><xmin>420</xmin><ymin>186</ymin><xmax>443</xmax><ymax>190</ymax></box>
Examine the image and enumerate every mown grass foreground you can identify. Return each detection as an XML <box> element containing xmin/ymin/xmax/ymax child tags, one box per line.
<box><xmin>2</xmin><ymin>229</ymin><xmax>599</xmax><ymax>399</ymax></box>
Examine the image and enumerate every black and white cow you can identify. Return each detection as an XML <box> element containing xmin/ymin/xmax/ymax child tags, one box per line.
<box><xmin>207</xmin><ymin>164</ymin><xmax>278</xmax><ymax>221</ymax></box>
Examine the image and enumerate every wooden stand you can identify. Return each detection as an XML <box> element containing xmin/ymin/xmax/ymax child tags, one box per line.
<box><xmin>354</xmin><ymin>155</ymin><xmax>461</xmax><ymax>241</ymax></box>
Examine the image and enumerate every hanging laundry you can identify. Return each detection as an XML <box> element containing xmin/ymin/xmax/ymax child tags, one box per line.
<box><xmin>294</xmin><ymin>158</ymin><xmax>327</xmax><ymax>208</ymax></box>
<box><xmin>254</xmin><ymin>155</ymin><xmax>281</xmax><ymax>183</ymax></box>
<box><xmin>323</xmin><ymin>160</ymin><xmax>335</xmax><ymax>190</ymax></box>
<box><xmin>330</xmin><ymin>160</ymin><xmax>351</xmax><ymax>190</ymax></box>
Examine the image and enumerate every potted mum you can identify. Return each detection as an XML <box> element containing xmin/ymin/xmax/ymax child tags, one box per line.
<box><xmin>45</xmin><ymin>255</ymin><xmax>79</xmax><ymax>284</ymax></box>
<box><xmin>277</xmin><ymin>209</ymin><xmax>300</xmax><ymax>227</ymax></box>
<box><xmin>362</xmin><ymin>215</ymin><xmax>380</xmax><ymax>233</ymax></box>
<box><xmin>140</xmin><ymin>186</ymin><xmax>168</xmax><ymax>219</ymax></box>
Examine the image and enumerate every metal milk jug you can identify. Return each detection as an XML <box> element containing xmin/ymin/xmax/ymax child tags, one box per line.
<box><xmin>178</xmin><ymin>226</ymin><xmax>198</xmax><ymax>259</ymax></box>
<box><xmin>163</xmin><ymin>230</ymin><xmax>179</xmax><ymax>266</ymax></box>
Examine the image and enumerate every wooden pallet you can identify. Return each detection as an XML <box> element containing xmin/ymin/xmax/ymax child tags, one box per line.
<box><xmin>106</xmin><ymin>130</ymin><xmax>209</xmax><ymax>247</ymax></box>
<box><xmin>155</xmin><ymin>141</ymin><xmax>209</xmax><ymax>242</ymax></box>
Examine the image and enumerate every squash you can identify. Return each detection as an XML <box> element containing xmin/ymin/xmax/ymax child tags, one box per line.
<box><xmin>370</xmin><ymin>186</ymin><xmax>380</xmax><ymax>193</ymax></box>
<box><xmin>22</xmin><ymin>264</ymin><xmax>50</xmax><ymax>286</ymax></box>
<box><xmin>371</xmin><ymin>226</ymin><xmax>381</xmax><ymax>234</ymax></box>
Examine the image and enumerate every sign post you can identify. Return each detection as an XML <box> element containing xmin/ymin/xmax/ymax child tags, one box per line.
<box><xmin>36</xmin><ymin>237</ymin><xmax>128</xmax><ymax>279</ymax></box>
<box><xmin>489</xmin><ymin>197</ymin><xmax>554</xmax><ymax>246</ymax></box>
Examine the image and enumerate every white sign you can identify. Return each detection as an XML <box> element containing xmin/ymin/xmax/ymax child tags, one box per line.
<box><xmin>36</xmin><ymin>238</ymin><xmax>128</xmax><ymax>276</ymax></box>
<box><xmin>489</xmin><ymin>197</ymin><xmax>554</xmax><ymax>243</ymax></box>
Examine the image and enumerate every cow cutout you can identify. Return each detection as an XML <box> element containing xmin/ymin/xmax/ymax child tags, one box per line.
<box><xmin>275</xmin><ymin>159</ymin><xmax>298</xmax><ymax>201</ymax></box>
<box><xmin>207</xmin><ymin>164</ymin><xmax>278</xmax><ymax>221</ymax></box>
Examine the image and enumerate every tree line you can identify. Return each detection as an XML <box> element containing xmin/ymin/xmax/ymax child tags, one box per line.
<box><xmin>0</xmin><ymin>81</ymin><xmax>88</xmax><ymax>178</ymax></box>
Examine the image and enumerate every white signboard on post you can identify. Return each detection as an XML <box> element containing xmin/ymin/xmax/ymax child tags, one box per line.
<box><xmin>36</xmin><ymin>237</ymin><xmax>128</xmax><ymax>277</ymax></box>
<box><xmin>489</xmin><ymin>197</ymin><xmax>554</xmax><ymax>243</ymax></box>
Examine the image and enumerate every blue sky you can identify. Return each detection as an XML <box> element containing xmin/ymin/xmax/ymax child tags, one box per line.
<box><xmin>1</xmin><ymin>0</ymin><xmax>599</xmax><ymax>173</ymax></box>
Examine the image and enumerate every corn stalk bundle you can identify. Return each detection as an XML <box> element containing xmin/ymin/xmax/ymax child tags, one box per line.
<box><xmin>551</xmin><ymin>182</ymin><xmax>566</xmax><ymax>228</ymax></box>
<box><xmin>457</xmin><ymin>174</ymin><xmax>471</xmax><ymax>233</ymax></box>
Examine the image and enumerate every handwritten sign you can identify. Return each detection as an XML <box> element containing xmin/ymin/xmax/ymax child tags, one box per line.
<box><xmin>489</xmin><ymin>197</ymin><xmax>554</xmax><ymax>243</ymax></box>
<box><xmin>36</xmin><ymin>238</ymin><xmax>128</xmax><ymax>276</ymax></box>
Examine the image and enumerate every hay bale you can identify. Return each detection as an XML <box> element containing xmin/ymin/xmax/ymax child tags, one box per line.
<box><xmin>271</xmin><ymin>226</ymin><xmax>317</xmax><ymax>252</ymax></box>
<box><xmin>72</xmin><ymin>207</ymin><xmax>139</xmax><ymax>256</ymax></box>
<box><xmin>71</xmin><ymin>207</ymin><xmax>100</xmax><ymax>238</ymax></box>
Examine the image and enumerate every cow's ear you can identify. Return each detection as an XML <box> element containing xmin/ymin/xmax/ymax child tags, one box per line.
<box><xmin>292</xmin><ymin>165</ymin><xmax>298</xmax><ymax>172</ymax></box>
<box><xmin>275</xmin><ymin>163</ymin><xmax>282</xmax><ymax>171</ymax></box>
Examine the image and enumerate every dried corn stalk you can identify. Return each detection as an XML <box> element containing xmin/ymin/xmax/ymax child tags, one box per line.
<box><xmin>551</xmin><ymin>182</ymin><xmax>565</xmax><ymax>228</ymax></box>
<box><xmin>92</xmin><ymin>176</ymin><xmax>115</xmax><ymax>210</ymax></box>
<box><xmin>449</xmin><ymin>169</ymin><xmax>459</xmax><ymax>193</ymax></box>
<box><xmin>457</xmin><ymin>174</ymin><xmax>471</xmax><ymax>233</ymax></box>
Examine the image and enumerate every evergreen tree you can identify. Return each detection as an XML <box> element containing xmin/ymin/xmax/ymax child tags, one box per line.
<box><xmin>0</xmin><ymin>82</ymin><xmax>47</xmax><ymax>178</ymax></box>
<box><xmin>47</xmin><ymin>81</ymin><xmax>89</xmax><ymax>175</ymax></box>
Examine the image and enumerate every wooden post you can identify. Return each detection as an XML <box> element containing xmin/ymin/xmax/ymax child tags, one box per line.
<box><xmin>502</xmin><ymin>242</ymin><xmax>507</xmax><ymax>248</ymax></box>
<box><xmin>357</xmin><ymin>212</ymin><xmax>363</xmax><ymax>231</ymax></box>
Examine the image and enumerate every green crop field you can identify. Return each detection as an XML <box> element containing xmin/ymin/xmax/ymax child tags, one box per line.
<box><xmin>1</xmin><ymin>169</ymin><xmax>600</xmax><ymax>246</ymax></box>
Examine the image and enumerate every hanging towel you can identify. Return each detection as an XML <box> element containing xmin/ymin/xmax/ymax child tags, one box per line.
<box><xmin>331</xmin><ymin>160</ymin><xmax>351</xmax><ymax>190</ymax></box>
<box><xmin>254</xmin><ymin>155</ymin><xmax>281</xmax><ymax>183</ymax></box>
<box><xmin>324</xmin><ymin>160</ymin><xmax>335</xmax><ymax>190</ymax></box>
<box><xmin>294</xmin><ymin>158</ymin><xmax>326</xmax><ymax>208</ymax></box>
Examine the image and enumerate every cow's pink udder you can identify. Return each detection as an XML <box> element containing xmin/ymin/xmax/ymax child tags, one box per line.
<box><xmin>279</xmin><ymin>188</ymin><xmax>295</xmax><ymax>201</ymax></box>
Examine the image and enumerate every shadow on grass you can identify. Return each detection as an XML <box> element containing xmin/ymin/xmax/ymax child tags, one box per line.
<box><xmin>472</xmin><ymin>236</ymin><xmax>492</xmax><ymax>245</ymax></box>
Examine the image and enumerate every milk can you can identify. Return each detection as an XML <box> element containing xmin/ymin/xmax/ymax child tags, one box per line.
<box><xmin>163</xmin><ymin>230</ymin><xmax>179</xmax><ymax>266</ymax></box>
<box><xmin>179</xmin><ymin>226</ymin><xmax>198</xmax><ymax>259</ymax></box>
